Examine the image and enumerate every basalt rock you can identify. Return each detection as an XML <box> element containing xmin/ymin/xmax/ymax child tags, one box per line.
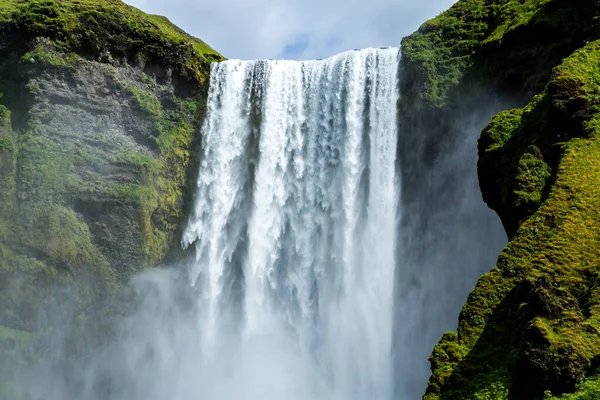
<box><xmin>400</xmin><ymin>0</ymin><xmax>600</xmax><ymax>398</ymax></box>
<box><xmin>0</xmin><ymin>0</ymin><xmax>223</xmax><ymax>376</ymax></box>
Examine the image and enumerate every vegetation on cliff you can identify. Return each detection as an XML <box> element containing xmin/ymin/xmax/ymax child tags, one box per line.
<box><xmin>402</xmin><ymin>0</ymin><xmax>600</xmax><ymax>399</ymax></box>
<box><xmin>401</xmin><ymin>0</ymin><xmax>599</xmax><ymax>108</ymax></box>
<box><xmin>0</xmin><ymin>0</ymin><xmax>221</xmax><ymax>81</ymax></box>
<box><xmin>0</xmin><ymin>0</ymin><xmax>223</xmax><ymax>386</ymax></box>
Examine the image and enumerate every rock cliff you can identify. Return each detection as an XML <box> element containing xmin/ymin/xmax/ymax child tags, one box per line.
<box><xmin>398</xmin><ymin>0</ymin><xmax>600</xmax><ymax>398</ymax></box>
<box><xmin>0</xmin><ymin>0</ymin><xmax>223</xmax><ymax>379</ymax></box>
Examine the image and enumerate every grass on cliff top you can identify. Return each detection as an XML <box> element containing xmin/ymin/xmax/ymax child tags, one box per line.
<box><xmin>401</xmin><ymin>0</ymin><xmax>600</xmax><ymax>107</ymax></box>
<box><xmin>483</xmin><ymin>0</ymin><xmax>553</xmax><ymax>44</ymax></box>
<box><xmin>0</xmin><ymin>0</ymin><xmax>223</xmax><ymax>83</ymax></box>
<box><xmin>0</xmin><ymin>0</ymin><xmax>220</xmax><ymax>55</ymax></box>
<box><xmin>400</xmin><ymin>0</ymin><xmax>488</xmax><ymax>106</ymax></box>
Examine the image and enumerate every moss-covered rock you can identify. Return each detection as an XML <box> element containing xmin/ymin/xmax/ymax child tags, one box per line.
<box><xmin>0</xmin><ymin>0</ymin><xmax>221</xmax><ymax>82</ymax></box>
<box><xmin>401</xmin><ymin>0</ymin><xmax>600</xmax><ymax>109</ymax></box>
<box><xmin>412</xmin><ymin>1</ymin><xmax>600</xmax><ymax>396</ymax></box>
<box><xmin>0</xmin><ymin>0</ymin><xmax>223</xmax><ymax>378</ymax></box>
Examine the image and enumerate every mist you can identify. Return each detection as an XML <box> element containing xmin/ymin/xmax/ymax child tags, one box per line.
<box><xmin>393</xmin><ymin>101</ymin><xmax>510</xmax><ymax>397</ymax></box>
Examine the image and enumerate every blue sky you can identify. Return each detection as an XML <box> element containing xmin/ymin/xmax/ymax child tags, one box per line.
<box><xmin>124</xmin><ymin>0</ymin><xmax>457</xmax><ymax>60</ymax></box>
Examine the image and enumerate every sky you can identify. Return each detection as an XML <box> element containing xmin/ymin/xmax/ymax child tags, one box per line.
<box><xmin>123</xmin><ymin>0</ymin><xmax>457</xmax><ymax>60</ymax></box>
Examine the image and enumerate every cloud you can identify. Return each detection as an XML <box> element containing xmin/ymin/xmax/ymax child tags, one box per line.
<box><xmin>123</xmin><ymin>0</ymin><xmax>457</xmax><ymax>60</ymax></box>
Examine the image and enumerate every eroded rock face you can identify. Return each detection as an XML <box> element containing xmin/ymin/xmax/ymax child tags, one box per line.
<box><xmin>0</xmin><ymin>0</ymin><xmax>223</xmax><ymax>355</ymax></box>
<box><xmin>29</xmin><ymin>60</ymin><xmax>150</xmax><ymax>272</ymax></box>
<box><xmin>1</xmin><ymin>54</ymin><xmax>210</xmax><ymax>329</ymax></box>
<box><xmin>24</xmin><ymin>53</ymin><xmax>202</xmax><ymax>273</ymax></box>
<box><xmin>400</xmin><ymin>0</ymin><xmax>600</xmax><ymax>399</ymax></box>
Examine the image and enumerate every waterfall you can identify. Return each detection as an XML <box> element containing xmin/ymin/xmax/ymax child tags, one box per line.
<box><xmin>181</xmin><ymin>47</ymin><xmax>399</xmax><ymax>400</ymax></box>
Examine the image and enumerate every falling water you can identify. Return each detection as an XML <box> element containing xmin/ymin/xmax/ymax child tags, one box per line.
<box><xmin>182</xmin><ymin>47</ymin><xmax>399</xmax><ymax>400</ymax></box>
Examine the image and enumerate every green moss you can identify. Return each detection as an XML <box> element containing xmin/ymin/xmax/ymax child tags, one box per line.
<box><xmin>0</xmin><ymin>136</ymin><xmax>13</xmax><ymax>152</ymax></box>
<box><xmin>106</xmin><ymin>183</ymin><xmax>145</xmax><ymax>204</ymax></box>
<box><xmin>0</xmin><ymin>243</ymin><xmax>49</xmax><ymax>275</ymax></box>
<box><xmin>0</xmin><ymin>242</ymin><xmax>62</xmax><ymax>330</ymax></box>
<box><xmin>0</xmin><ymin>0</ymin><xmax>223</xmax><ymax>83</ymax></box>
<box><xmin>479</xmin><ymin>95</ymin><xmax>556</xmax><ymax>236</ymax></box>
<box><xmin>113</xmin><ymin>150</ymin><xmax>158</xmax><ymax>173</ymax></box>
<box><xmin>118</xmin><ymin>79</ymin><xmax>201</xmax><ymax>264</ymax></box>
<box><xmin>128</xmin><ymin>84</ymin><xmax>163</xmax><ymax>121</ymax></box>
<box><xmin>400</xmin><ymin>0</ymin><xmax>488</xmax><ymax>107</ymax></box>
<box><xmin>401</xmin><ymin>0</ymin><xmax>600</xmax><ymax>107</ymax></box>
<box><xmin>480</xmin><ymin>109</ymin><xmax>523</xmax><ymax>151</ymax></box>
<box><xmin>0</xmin><ymin>106</ymin><xmax>15</xmax><ymax>243</ymax></box>
<box><xmin>34</xmin><ymin>206</ymin><xmax>111</xmax><ymax>272</ymax></box>
<box><xmin>546</xmin><ymin>374</ymin><xmax>600</xmax><ymax>399</ymax></box>
<box><xmin>0</xmin><ymin>106</ymin><xmax>10</xmax><ymax>129</ymax></box>
<box><xmin>549</xmin><ymin>41</ymin><xmax>600</xmax><ymax>121</ymax></box>
<box><xmin>427</xmin><ymin>40</ymin><xmax>600</xmax><ymax>399</ymax></box>
<box><xmin>16</xmin><ymin>133</ymin><xmax>77</xmax><ymax>205</ymax></box>
<box><xmin>483</xmin><ymin>0</ymin><xmax>553</xmax><ymax>44</ymax></box>
<box><xmin>513</xmin><ymin>149</ymin><xmax>551</xmax><ymax>209</ymax></box>
<box><xmin>21</xmin><ymin>37</ymin><xmax>81</xmax><ymax>69</ymax></box>
<box><xmin>0</xmin><ymin>106</ymin><xmax>120</xmax><ymax>329</ymax></box>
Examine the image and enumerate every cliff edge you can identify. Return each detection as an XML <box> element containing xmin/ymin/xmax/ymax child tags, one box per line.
<box><xmin>399</xmin><ymin>0</ymin><xmax>600</xmax><ymax>398</ymax></box>
<box><xmin>0</xmin><ymin>0</ymin><xmax>223</xmax><ymax>384</ymax></box>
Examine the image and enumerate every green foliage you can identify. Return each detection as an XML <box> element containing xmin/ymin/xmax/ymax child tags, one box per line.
<box><xmin>103</xmin><ymin>183</ymin><xmax>144</xmax><ymax>204</ymax></box>
<box><xmin>128</xmin><ymin>84</ymin><xmax>163</xmax><ymax>121</ymax></box>
<box><xmin>125</xmin><ymin>83</ymin><xmax>199</xmax><ymax>264</ymax></box>
<box><xmin>513</xmin><ymin>148</ymin><xmax>551</xmax><ymax>209</ymax></box>
<box><xmin>545</xmin><ymin>373</ymin><xmax>600</xmax><ymax>399</ymax></box>
<box><xmin>0</xmin><ymin>326</ymin><xmax>33</xmax><ymax>353</ymax></box>
<box><xmin>0</xmin><ymin>0</ymin><xmax>223</xmax><ymax>83</ymax></box>
<box><xmin>550</xmin><ymin>40</ymin><xmax>600</xmax><ymax>119</ymax></box>
<box><xmin>16</xmin><ymin>132</ymin><xmax>76</xmax><ymax>205</ymax></box>
<box><xmin>113</xmin><ymin>150</ymin><xmax>157</xmax><ymax>173</ymax></box>
<box><xmin>483</xmin><ymin>0</ymin><xmax>553</xmax><ymax>44</ymax></box>
<box><xmin>427</xmin><ymin>40</ymin><xmax>600</xmax><ymax>399</ymax></box>
<box><xmin>479</xmin><ymin>109</ymin><xmax>523</xmax><ymax>152</ymax></box>
<box><xmin>0</xmin><ymin>109</ymin><xmax>15</xmax><ymax>242</ymax></box>
<box><xmin>0</xmin><ymin>105</ymin><xmax>10</xmax><ymax>129</ymax></box>
<box><xmin>32</xmin><ymin>206</ymin><xmax>111</xmax><ymax>272</ymax></box>
<box><xmin>20</xmin><ymin>37</ymin><xmax>81</xmax><ymax>69</ymax></box>
<box><xmin>0</xmin><ymin>242</ymin><xmax>61</xmax><ymax>330</ymax></box>
<box><xmin>0</xmin><ymin>136</ymin><xmax>13</xmax><ymax>152</ymax></box>
<box><xmin>479</xmin><ymin>96</ymin><xmax>555</xmax><ymax>236</ymax></box>
<box><xmin>401</xmin><ymin>0</ymin><xmax>600</xmax><ymax>107</ymax></box>
<box><xmin>400</xmin><ymin>0</ymin><xmax>488</xmax><ymax>106</ymax></box>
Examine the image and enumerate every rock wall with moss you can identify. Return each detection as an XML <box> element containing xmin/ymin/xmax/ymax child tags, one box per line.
<box><xmin>0</xmin><ymin>0</ymin><xmax>223</xmax><ymax>376</ymax></box>
<box><xmin>398</xmin><ymin>0</ymin><xmax>600</xmax><ymax>398</ymax></box>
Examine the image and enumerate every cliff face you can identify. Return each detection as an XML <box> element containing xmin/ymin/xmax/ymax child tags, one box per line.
<box><xmin>0</xmin><ymin>0</ymin><xmax>223</xmax><ymax>376</ymax></box>
<box><xmin>399</xmin><ymin>0</ymin><xmax>600</xmax><ymax>398</ymax></box>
